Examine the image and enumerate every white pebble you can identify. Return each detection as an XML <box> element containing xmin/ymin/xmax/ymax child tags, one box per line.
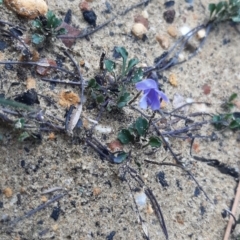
<box><xmin>135</xmin><ymin>191</ymin><xmax>147</xmax><ymax>207</ymax></box>
<box><xmin>180</xmin><ymin>26</ymin><xmax>191</xmax><ymax>36</ymax></box>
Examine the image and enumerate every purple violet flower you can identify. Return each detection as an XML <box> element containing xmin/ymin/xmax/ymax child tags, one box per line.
<box><xmin>135</xmin><ymin>79</ymin><xmax>168</xmax><ymax>110</ymax></box>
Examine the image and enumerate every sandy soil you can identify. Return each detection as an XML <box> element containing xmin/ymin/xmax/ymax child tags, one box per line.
<box><xmin>0</xmin><ymin>0</ymin><xmax>240</xmax><ymax>239</ymax></box>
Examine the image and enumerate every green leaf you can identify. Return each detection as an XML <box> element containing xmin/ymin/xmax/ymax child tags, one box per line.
<box><xmin>87</xmin><ymin>79</ymin><xmax>100</xmax><ymax>89</ymax></box>
<box><xmin>148</xmin><ymin>136</ymin><xmax>162</xmax><ymax>148</ymax></box>
<box><xmin>104</xmin><ymin>59</ymin><xmax>116</xmax><ymax>72</ymax></box>
<box><xmin>118</xmin><ymin>129</ymin><xmax>135</xmax><ymax>144</ymax></box>
<box><xmin>232</xmin><ymin>16</ymin><xmax>240</xmax><ymax>22</ymax></box>
<box><xmin>229</xmin><ymin>93</ymin><xmax>237</xmax><ymax>102</ymax></box>
<box><xmin>117</xmin><ymin>91</ymin><xmax>131</xmax><ymax>108</ymax></box>
<box><xmin>46</xmin><ymin>10</ymin><xmax>54</xmax><ymax>19</ymax></box>
<box><xmin>32</xmin><ymin>19</ymin><xmax>42</xmax><ymax>29</ymax></box>
<box><xmin>32</xmin><ymin>33</ymin><xmax>45</xmax><ymax>44</ymax></box>
<box><xmin>209</xmin><ymin>3</ymin><xmax>216</xmax><ymax>17</ymax></box>
<box><xmin>229</xmin><ymin>120</ymin><xmax>240</xmax><ymax>129</ymax></box>
<box><xmin>0</xmin><ymin>97</ymin><xmax>32</xmax><ymax>110</ymax></box>
<box><xmin>0</xmin><ymin>0</ymin><xmax>3</xmax><ymax>4</ymax></box>
<box><xmin>135</xmin><ymin>117</ymin><xmax>148</xmax><ymax>136</ymax></box>
<box><xmin>96</xmin><ymin>95</ymin><xmax>104</xmax><ymax>104</ymax></box>
<box><xmin>18</xmin><ymin>131</ymin><xmax>30</xmax><ymax>142</ymax></box>
<box><xmin>131</xmin><ymin>68</ymin><xmax>143</xmax><ymax>83</ymax></box>
<box><xmin>216</xmin><ymin>2</ymin><xmax>225</xmax><ymax>14</ymax></box>
<box><xmin>57</xmin><ymin>28</ymin><xmax>67</xmax><ymax>35</ymax></box>
<box><xmin>233</xmin><ymin>112</ymin><xmax>240</xmax><ymax>119</ymax></box>
<box><xmin>113</xmin><ymin>151</ymin><xmax>128</xmax><ymax>164</ymax></box>
<box><xmin>115</xmin><ymin>47</ymin><xmax>128</xmax><ymax>75</ymax></box>
<box><xmin>126</xmin><ymin>58</ymin><xmax>139</xmax><ymax>74</ymax></box>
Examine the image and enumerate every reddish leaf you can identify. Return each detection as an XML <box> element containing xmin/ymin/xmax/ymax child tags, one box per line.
<box><xmin>36</xmin><ymin>58</ymin><xmax>57</xmax><ymax>76</ymax></box>
<box><xmin>58</xmin><ymin>22</ymin><xmax>81</xmax><ymax>48</ymax></box>
<box><xmin>202</xmin><ymin>84</ymin><xmax>211</xmax><ymax>95</ymax></box>
<box><xmin>107</xmin><ymin>140</ymin><xmax>123</xmax><ymax>152</ymax></box>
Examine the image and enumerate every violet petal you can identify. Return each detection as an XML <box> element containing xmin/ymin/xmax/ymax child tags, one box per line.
<box><xmin>136</xmin><ymin>79</ymin><xmax>158</xmax><ymax>91</ymax></box>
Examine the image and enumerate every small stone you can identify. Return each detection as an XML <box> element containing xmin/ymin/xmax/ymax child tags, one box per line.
<box><xmin>48</xmin><ymin>132</ymin><xmax>56</xmax><ymax>140</ymax></box>
<box><xmin>79</xmin><ymin>60</ymin><xmax>85</xmax><ymax>67</ymax></box>
<box><xmin>196</xmin><ymin>29</ymin><xmax>206</xmax><ymax>39</ymax></box>
<box><xmin>178</xmin><ymin>53</ymin><xmax>185</xmax><ymax>62</ymax></box>
<box><xmin>50</xmin><ymin>207</ymin><xmax>61</xmax><ymax>221</ymax></box>
<box><xmin>167</xmin><ymin>25</ymin><xmax>178</xmax><ymax>38</ymax></box>
<box><xmin>156</xmin><ymin>34</ymin><xmax>169</xmax><ymax>49</ymax></box>
<box><xmin>134</xmin><ymin>15</ymin><xmax>149</xmax><ymax>29</ymax></box>
<box><xmin>160</xmin><ymin>100</ymin><xmax>167</xmax><ymax>108</ymax></box>
<box><xmin>41</xmin><ymin>195</ymin><xmax>48</xmax><ymax>203</ymax></box>
<box><xmin>132</xmin><ymin>23</ymin><xmax>147</xmax><ymax>39</ymax></box>
<box><xmin>141</xmin><ymin>10</ymin><xmax>149</xmax><ymax>19</ymax></box>
<box><xmin>79</xmin><ymin>1</ymin><xmax>90</xmax><ymax>12</ymax></box>
<box><xmin>93</xmin><ymin>187</ymin><xmax>101</xmax><ymax>196</ymax></box>
<box><xmin>163</xmin><ymin>9</ymin><xmax>176</xmax><ymax>23</ymax></box>
<box><xmin>83</xmin><ymin>10</ymin><xmax>97</xmax><ymax>27</ymax></box>
<box><xmin>3</xmin><ymin>188</ymin><xmax>13</xmax><ymax>198</ymax></box>
<box><xmin>169</xmin><ymin>73</ymin><xmax>177</xmax><ymax>86</ymax></box>
<box><xmin>146</xmin><ymin>203</ymin><xmax>154</xmax><ymax>214</ymax></box>
<box><xmin>4</xmin><ymin>0</ymin><xmax>48</xmax><ymax>19</ymax></box>
<box><xmin>52</xmin><ymin>224</ymin><xmax>58</xmax><ymax>231</ymax></box>
<box><xmin>26</xmin><ymin>77</ymin><xmax>36</xmax><ymax>90</ymax></box>
<box><xmin>180</xmin><ymin>26</ymin><xmax>191</xmax><ymax>36</ymax></box>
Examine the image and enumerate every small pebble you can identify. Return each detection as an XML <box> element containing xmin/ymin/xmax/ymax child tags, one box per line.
<box><xmin>146</xmin><ymin>203</ymin><xmax>154</xmax><ymax>214</ymax></box>
<box><xmin>167</xmin><ymin>25</ymin><xmax>178</xmax><ymax>38</ymax></box>
<box><xmin>41</xmin><ymin>195</ymin><xmax>48</xmax><ymax>203</ymax></box>
<box><xmin>52</xmin><ymin>224</ymin><xmax>58</xmax><ymax>231</ymax></box>
<box><xmin>93</xmin><ymin>187</ymin><xmax>101</xmax><ymax>196</ymax></box>
<box><xmin>50</xmin><ymin>207</ymin><xmax>61</xmax><ymax>221</ymax></box>
<box><xmin>3</xmin><ymin>188</ymin><xmax>13</xmax><ymax>198</ymax></box>
<box><xmin>169</xmin><ymin>73</ymin><xmax>177</xmax><ymax>86</ymax></box>
<box><xmin>0</xmin><ymin>41</ymin><xmax>8</xmax><ymax>51</ymax></box>
<box><xmin>178</xmin><ymin>53</ymin><xmax>185</xmax><ymax>61</ymax></box>
<box><xmin>196</xmin><ymin>29</ymin><xmax>206</xmax><ymax>39</ymax></box>
<box><xmin>163</xmin><ymin>9</ymin><xmax>176</xmax><ymax>23</ymax></box>
<box><xmin>79</xmin><ymin>1</ymin><xmax>90</xmax><ymax>12</ymax></box>
<box><xmin>135</xmin><ymin>191</ymin><xmax>147</xmax><ymax>207</ymax></box>
<box><xmin>132</xmin><ymin>23</ymin><xmax>147</xmax><ymax>39</ymax></box>
<box><xmin>4</xmin><ymin>0</ymin><xmax>48</xmax><ymax>19</ymax></box>
<box><xmin>180</xmin><ymin>26</ymin><xmax>191</xmax><ymax>36</ymax></box>
<box><xmin>83</xmin><ymin>10</ymin><xmax>97</xmax><ymax>27</ymax></box>
<box><xmin>164</xmin><ymin>1</ymin><xmax>175</xmax><ymax>8</ymax></box>
<box><xmin>156</xmin><ymin>34</ymin><xmax>169</xmax><ymax>49</ymax></box>
<box><xmin>141</xmin><ymin>10</ymin><xmax>149</xmax><ymax>19</ymax></box>
<box><xmin>26</xmin><ymin>77</ymin><xmax>36</xmax><ymax>90</ymax></box>
<box><xmin>134</xmin><ymin>15</ymin><xmax>148</xmax><ymax>29</ymax></box>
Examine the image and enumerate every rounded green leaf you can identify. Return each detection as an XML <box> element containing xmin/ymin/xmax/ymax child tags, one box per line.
<box><xmin>117</xmin><ymin>92</ymin><xmax>131</xmax><ymax>108</ymax></box>
<box><xmin>32</xmin><ymin>34</ymin><xmax>45</xmax><ymax>44</ymax></box>
<box><xmin>149</xmin><ymin>136</ymin><xmax>162</xmax><ymax>148</ymax></box>
<box><xmin>104</xmin><ymin>59</ymin><xmax>116</xmax><ymax>72</ymax></box>
<box><xmin>135</xmin><ymin>117</ymin><xmax>148</xmax><ymax>136</ymax></box>
<box><xmin>131</xmin><ymin>68</ymin><xmax>143</xmax><ymax>83</ymax></box>
<box><xmin>126</xmin><ymin>58</ymin><xmax>139</xmax><ymax>73</ymax></box>
<box><xmin>118</xmin><ymin>129</ymin><xmax>134</xmax><ymax>144</ymax></box>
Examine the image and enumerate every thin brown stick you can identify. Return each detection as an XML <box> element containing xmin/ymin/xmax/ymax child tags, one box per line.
<box><xmin>223</xmin><ymin>180</ymin><xmax>240</xmax><ymax>240</ymax></box>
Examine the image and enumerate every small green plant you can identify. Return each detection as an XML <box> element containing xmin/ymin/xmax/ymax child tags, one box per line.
<box><xmin>31</xmin><ymin>11</ymin><xmax>67</xmax><ymax>45</ymax></box>
<box><xmin>209</xmin><ymin>0</ymin><xmax>240</xmax><ymax>23</ymax></box>
<box><xmin>118</xmin><ymin>117</ymin><xmax>162</xmax><ymax>148</ymax></box>
<box><xmin>212</xmin><ymin>93</ymin><xmax>240</xmax><ymax>130</ymax></box>
<box><xmin>88</xmin><ymin>47</ymin><xmax>143</xmax><ymax>110</ymax></box>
